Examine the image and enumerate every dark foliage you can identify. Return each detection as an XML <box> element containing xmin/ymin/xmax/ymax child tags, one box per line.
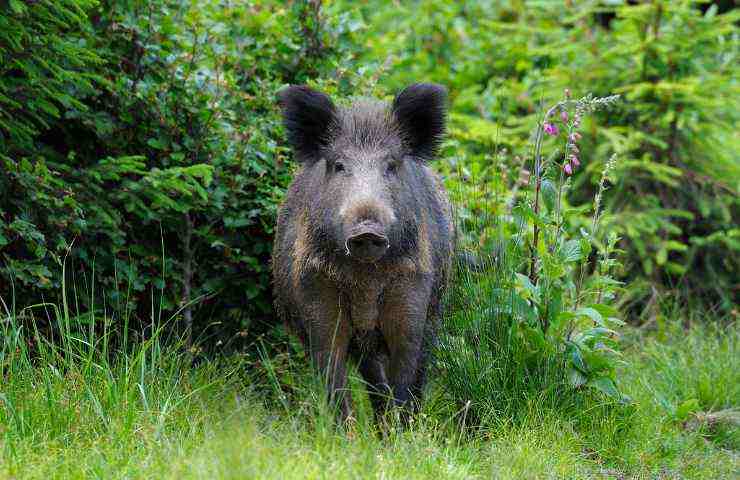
<box><xmin>0</xmin><ymin>0</ymin><xmax>355</xmax><ymax>344</ymax></box>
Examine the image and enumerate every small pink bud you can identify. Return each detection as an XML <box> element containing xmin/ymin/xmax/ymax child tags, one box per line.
<box><xmin>570</xmin><ymin>132</ymin><xmax>582</xmax><ymax>142</ymax></box>
<box><xmin>543</xmin><ymin>122</ymin><xmax>559</xmax><ymax>136</ymax></box>
<box><xmin>560</xmin><ymin>110</ymin><xmax>568</xmax><ymax>122</ymax></box>
<box><xmin>570</xmin><ymin>155</ymin><xmax>580</xmax><ymax>167</ymax></box>
<box><xmin>563</xmin><ymin>163</ymin><xmax>573</xmax><ymax>175</ymax></box>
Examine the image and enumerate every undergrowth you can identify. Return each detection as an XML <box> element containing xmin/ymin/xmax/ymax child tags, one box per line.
<box><xmin>0</xmin><ymin>286</ymin><xmax>737</xmax><ymax>479</ymax></box>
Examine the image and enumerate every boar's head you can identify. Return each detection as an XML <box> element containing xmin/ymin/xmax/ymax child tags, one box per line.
<box><xmin>278</xmin><ymin>83</ymin><xmax>447</xmax><ymax>264</ymax></box>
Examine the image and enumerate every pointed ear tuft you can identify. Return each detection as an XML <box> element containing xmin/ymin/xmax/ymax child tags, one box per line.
<box><xmin>278</xmin><ymin>85</ymin><xmax>337</xmax><ymax>162</ymax></box>
<box><xmin>392</xmin><ymin>83</ymin><xmax>447</xmax><ymax>160</ymax></box>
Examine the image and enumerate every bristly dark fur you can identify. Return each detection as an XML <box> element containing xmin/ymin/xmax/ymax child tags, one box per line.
<box><xmin>391</xmin><ymin>83</ymin><xmax>448</xmax><ymax>160</ymax></box>
<box><xmin>334</xmin><ymin>101</ymin><xmax>401</xmax><ymax>153</ymax></box>
<box><xmin>278</xmin><ymin>85</ymin><xmax>337</xmax><ymax>162</ymax></box>
<box><xmin>279</xmin><ymin>83</ymin><xmax>447</xmax><ymax>162</ymax></box>
<box><xmin>272</xmin><ymin>82</ymin><xmax>454</xmax><ymax>425</ymax></box>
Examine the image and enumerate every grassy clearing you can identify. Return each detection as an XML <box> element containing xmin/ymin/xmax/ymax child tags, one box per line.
<box><xmin>0</xmin><ymin>304</ymin><xmax>737</xmax><ymax>479</ymax></box>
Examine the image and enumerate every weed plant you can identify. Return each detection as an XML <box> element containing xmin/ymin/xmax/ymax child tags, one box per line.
<box><xmin>437</xmin><ymin>91</ymin><xmax>626</xmax><ymax>427</ymax></box>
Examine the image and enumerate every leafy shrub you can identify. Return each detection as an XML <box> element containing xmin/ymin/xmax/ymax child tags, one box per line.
<box><xmin>1</xmin><ymin>0</ymin><xmax>101</xmax><ymax>290</ymax></box>
<box><xmin>0</xmin><ymin>0</ymin><xmax>358</xmax><ymax>340</ymax></box>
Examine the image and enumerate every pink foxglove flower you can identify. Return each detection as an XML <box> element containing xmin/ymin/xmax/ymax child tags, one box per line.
<box><xmin>560</xmin><ymin>110</ymin><xmax>568</xmax><ymax>122</ymax></box>
<box><xmin>563</xmin><ymin>162</ymin><xmax>573</xmax><ymax>175</ymax></box>
<box><xmin>543</xmin><ymin>122</ymin><xmax>559</xmax><ymax>136</ymax></box>
<box><xmin>570</xmin><ymin>132</ymin><xmax>582</xmax><ymax>142</ymax></box>
<box><xmin>570</xmin><ymin>155</ymin><xmax>580</xmax><ymax>167</ymax></box>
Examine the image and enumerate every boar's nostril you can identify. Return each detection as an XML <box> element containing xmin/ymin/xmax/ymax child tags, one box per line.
<box><xmin>348</xmin><ymin>233</ymin><xmax>388</xmax><ymax>249</ymax></box>
<box><xmin>371</xmin><ymin>238</ymin><xmax>387</xmax><ymax>248</ymax></box>
<box><xmin>346</xmin><ymin>231</ymin><xmax>389</xmax><ymax>262</ymax></box>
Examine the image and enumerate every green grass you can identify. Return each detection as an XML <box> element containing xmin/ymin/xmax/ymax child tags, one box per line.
<box><xmin>1</xmin><ymin>302</ymin><xmax>737</xmax><ymax>480</ymax></box>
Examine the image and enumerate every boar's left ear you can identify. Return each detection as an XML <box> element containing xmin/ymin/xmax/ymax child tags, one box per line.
<box><xmin>392</xmin><ymin>83</ymin><xmax>447</xmax><ymax>160</ymax></box>
<box><xmin>278</xmin><ymin>85</ymin><xmax>338</xmax><ymax>163</ymax></box>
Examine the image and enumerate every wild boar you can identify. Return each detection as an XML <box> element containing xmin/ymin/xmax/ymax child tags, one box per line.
<box><xmin>272</xmin><ymin>83</ymin><xmax>454</xmax><ymax>423</ymax></box>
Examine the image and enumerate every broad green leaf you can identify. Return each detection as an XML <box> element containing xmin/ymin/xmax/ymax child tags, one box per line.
<box><xmin>9</xmin><ymin>0</ymin><xmax>26</xmax><ymax>14</ymax></box>
<box><xmin>560</xmin><ymin>239</ymin><xmax>582</xmax><ymax>262</ymax></box>
<box><xmin>575</xmin><ymin>307</ymin><xmax>605</xmax><ymax>326</ymax></box>
<box><xmin>568</xmin><ymin>368</ymin><xmax>587</xmax><ymax>388</ymax></box>
<box><xmin>569</xmin><ymin>344</ymin><xmax>588</xmax><ymax>374</ymax></box>
<box><xmin>675</xmin><ymin>398</ymin><xmax>700</xmax><ymax>422</ymax></box>
<box><xmin>587</xmin><ymin>377</ymin><xmax>620</xmax><ymax>399</ymax></box>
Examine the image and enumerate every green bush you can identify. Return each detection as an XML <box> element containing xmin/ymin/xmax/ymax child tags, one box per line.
<box><xmin>1</xmin><ymin>0</ymin><xmax>102</xmax><ymax>291</ymax></box>
<box><xmin>344</xmin><ymin>0</ymin><xmax>739</xmax><ymax>313</ymax></box>
<box><xmin>0</xmin><ymin>0</ymin><xmax>356</xmax><ymax>338</ymax></box>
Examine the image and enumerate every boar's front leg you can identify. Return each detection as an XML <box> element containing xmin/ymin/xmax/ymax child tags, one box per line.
<box><xmin>298</xmin><ymin>275</ymin><xmax>354</xmax><ymax>423</ymax></box>
<box><xmin>379</xmin><ymin>275</ymin><xmax>433</xmax><ymax>414</ymax></box>
<box><xmin>351</xmin><ymin>329</ymin><xmax>392</xmax><ymax>420</ymax></box>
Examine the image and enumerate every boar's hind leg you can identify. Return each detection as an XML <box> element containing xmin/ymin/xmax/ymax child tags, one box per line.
<box><xmin>379</xmin><ymin>277</ymin><xmax>433</xmax><ymax>413</ymax></box>
<box><xmin>299</xmin><ymin>278</ymin><xmax>354</xmax><ymax>423</ymax></box>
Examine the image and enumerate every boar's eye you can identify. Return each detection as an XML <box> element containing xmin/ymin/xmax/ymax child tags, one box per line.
<box><xmin>333</xmin><ymin>162</ymin><xmax>346</xmax><ymax>173</ymax></box>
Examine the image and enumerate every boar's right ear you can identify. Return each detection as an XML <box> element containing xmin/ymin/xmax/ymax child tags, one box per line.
<box><xmin>278</xmin><ymin>85</ymin><xmax>337</xmax><ymax>163</ymax></box>
<box><xmin>392</xmin><ymin>83</ymin><xmax>448</xmax><ymax>160</ymax></box>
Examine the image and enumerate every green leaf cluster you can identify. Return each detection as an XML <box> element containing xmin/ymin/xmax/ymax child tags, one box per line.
<box><xmin>0</xmin><ymin>0</ymin><xmax>356</xmax><ymax>335</ymax></box>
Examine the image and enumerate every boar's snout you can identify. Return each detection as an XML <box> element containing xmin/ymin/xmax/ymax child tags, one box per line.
<box><xmin>345</xmin><ymin>221</ymin><xmax>389</xmax><ymax>263</ymax></box>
